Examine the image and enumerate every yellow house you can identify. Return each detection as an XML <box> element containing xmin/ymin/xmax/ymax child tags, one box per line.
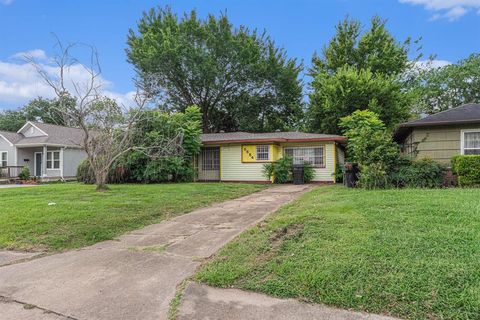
<box><xmin>197</xmin><ymin>131</ymin><xmax>346</xmax><ymax>183</ymax></box>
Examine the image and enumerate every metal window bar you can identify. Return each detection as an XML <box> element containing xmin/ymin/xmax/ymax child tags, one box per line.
<box><xmin>202</xmin><ymin>148</ymin><xmax>220</xmax><ymax>170</ymax></box>
<box><xmin>256</xmin><ymin>145</ymin><xmax>270</xmax><ymax>160</ymax></box>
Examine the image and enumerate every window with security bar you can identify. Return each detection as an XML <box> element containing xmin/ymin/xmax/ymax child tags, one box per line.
<box><xmin>202</xmin><ymin>148</ymin><xmax>220</xmax><ymax>170</ymax></box>
<box><xmin>284</xmin><ymin>147</ymin><xmax>324</xmax><ymax>167</ymax></box>
<box><xmin>256</xmin><ymin>145</ymin><xmax>270</xmax><ymax>161</ymax></box>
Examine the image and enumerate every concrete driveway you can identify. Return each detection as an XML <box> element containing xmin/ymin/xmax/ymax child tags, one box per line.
<box><xmin>0</xmin><ymin>184</ymin><xmax>311</xmax><ymax>320</ymax></box>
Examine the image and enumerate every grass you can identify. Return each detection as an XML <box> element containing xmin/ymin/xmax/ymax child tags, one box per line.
<box><xmin>196</xmin><ymin>185</ymin><xmax>480</xmax><ymax>320</ymax></box>
<box><xmin>0</xmin><ymin>182</ymin><xmax>265</xmax><ymax>251</ymax></box>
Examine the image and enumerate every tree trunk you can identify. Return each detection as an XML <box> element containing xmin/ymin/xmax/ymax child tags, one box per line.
<box><xmin>95</xmin><ymin>170</ymin><xmax>109</xmax><ymax>192</ymax></box>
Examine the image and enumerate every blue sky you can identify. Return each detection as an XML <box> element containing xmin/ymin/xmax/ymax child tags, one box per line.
<box><xmin>0</xmin><ymin>0</ymin><xmax>479</xmax><ymax>110</ymax></box>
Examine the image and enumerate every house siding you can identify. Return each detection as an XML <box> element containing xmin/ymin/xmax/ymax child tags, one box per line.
<box><xmin>0</xmin><ymin>138</ymin><xmax>15</xmax><ymax>166</ymax></box>
<box><xmin>219</xmin><ymin>142</ymin><xmax>338</xmax><ymax>182</ymax></box>
<box><xmin>63</xmin><ymin>148</ymin><xmax>87</xmax><ymax>177</ymax></box>
<box><xmin>402</xmin><ymin>125</ymin><xmax>480</xmax><ymax>165</ymax></box>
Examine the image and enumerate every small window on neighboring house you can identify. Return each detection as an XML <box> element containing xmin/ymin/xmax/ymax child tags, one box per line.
<box><xmin>463</xmin><ymin>131</ymin><xmax>480</xmax><ymax>155</ymax></box>
<box><xmin>46</xmin><ymin>151</ymin><xmax>60</xmax><ymax>169</ymax></box>
<box><xmin>256</xmin><ymin>145</ymin><xmax>270</xmax><ymax>161</ymax></box>
<box><xmin>0</xmin><ymin>152</ymin><xmax>7</xmax><ymax>167</ymax></box>
<box><xmin>284</xmin><ymin>147</ymin><xmax>325</xmax><ymax>167</ymax></box>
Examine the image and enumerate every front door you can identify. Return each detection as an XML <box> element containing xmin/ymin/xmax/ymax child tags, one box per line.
<box><xmin>35</xmin><ymin>153</ymin><xmax>42</xmax><ymax>176</ymax></box>
<box><xmin>198</xmin><ymin>147</ymin><xmax>220</xmax><ymax>181</ymax></box>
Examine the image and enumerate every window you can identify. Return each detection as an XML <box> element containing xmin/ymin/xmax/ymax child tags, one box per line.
<box><xmin>0</xmin><ymin>152</ymin><xmax>7</xmax><ymax>167</ymax></box>
<box><xmin>46</xmin><ymin>151</ymin><xmax>60</xmax><ymax>169</ymax></box>
<box><xmin>256</xmin><ymin>145</ymin><xmax>270</xmax><ymax>161</ymax></box>
<box><xmin>202</xmin><ymin>148</ymin><xmax>220</xmax><ymax>170</ymax></box>
<box><xmin>462</xmin><ymin>130</ymin><xmax>480</xmax><ymax>155</ymax></box>
<box><xmin>284</xmin><ymin>147</ymin><xmax>324</xmax><ymax>167</ymax></box>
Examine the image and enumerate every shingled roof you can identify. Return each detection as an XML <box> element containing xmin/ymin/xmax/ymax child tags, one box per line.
<box><xmin>0</xmin><ymin>130</ymin><xmax>23</xmax><ymax>144</ymax></box>
<box><xmin>394</xmin><ymin>103</ymin><xmax>480</xmax><ymax>142</ymax></box>
<box><xmin>200</xmin><ymin>131</ymin><xmax>345</xmax><ymax>144</ymax></box>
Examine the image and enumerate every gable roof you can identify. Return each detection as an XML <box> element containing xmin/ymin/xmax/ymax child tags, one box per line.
<box><xmin>14</xmin><ymin>122</ymin><xmax>85</xmax><ymax>147</ymax></box>
<box><xmin>0</xmin><ymin>130</ymin><xmax>23</xmax><ymax>145</ymax></box>
<box><xmin>201</xmin><ymin>131</ymin><xmax>345</xmax><ymax>145</ymax></box>
<box><xmin>394</xmin><ymin>103</ymin><xmax>480</xmax><ymax>142</ymax></box>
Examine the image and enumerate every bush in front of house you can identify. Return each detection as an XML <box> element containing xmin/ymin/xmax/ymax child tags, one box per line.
<box><xmin>392</xmin><ymin>158</ymin><xmax>445</xmax><ymax>188</ymax></box>
<box><xmin>77</xmin><ymin>160</ymin><xmax>95</xmax><ymax>184</ymax></box>
<box><xmin>263</xmin><ymin>156</ymin><xmax>315</xmax><ymax>183</ymax></box>
<box><xmin>18</xmin><ymin>166</ymin><xmax>30</xmax><ymax>180</ymax></box>
<box><xmin>451</xmin><ymin>155</ymin><xmax>480</xmax><ymax>186</ymax></box>
<box><xmin>357</xmin><ymin>163</ymin><xmax>390</xmax><ymax>189</ymax></box>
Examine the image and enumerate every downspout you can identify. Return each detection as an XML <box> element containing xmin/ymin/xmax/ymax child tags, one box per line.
<box><xmin>60</xmin><ymin>147</ymin><xmax>65</xmax><ymax>181</ymax></box>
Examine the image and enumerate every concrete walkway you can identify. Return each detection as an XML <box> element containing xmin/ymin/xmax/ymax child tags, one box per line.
<box><xmin>0</xmin><ymin>184</ymin><xmax>311</xmax><ymax>320</ymax></box>
<box><xmin>178</xmin><ymin>282</ymin><xmax>400</xmax><ymax>320</ymax></box>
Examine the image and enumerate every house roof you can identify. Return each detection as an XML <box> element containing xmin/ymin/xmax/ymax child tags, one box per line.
<box><xmin>200</xmin><ymin>131</ymin><xmax>345</xmax><ymax>145</ymax></box>
<box><xmin>394</xmin><ymin>103</ymin><xmax>480</xmax><ymax>142</ymax></box>
<box><xmin>0</xmin><ymin>122</ymin><xmax>85</xmax><ymax>147</ymax></box>
<box><xmin>0</xmin><ymin>130</ymin><xmax>23</xmax><ymax>144</ymax></box>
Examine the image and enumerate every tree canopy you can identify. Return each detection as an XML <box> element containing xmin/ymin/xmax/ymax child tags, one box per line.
<box><xmin>411</xmin><ymin>54</ymin><xmax>480</xmax><ymax>114</ymax></box>
<box><xmin>307</xmin><ymin>16</ymin><xmax>416</xmax><ymax>134</ymax></box>
<box><xmin>127</xmin><ymin>7</ymin><xmax>303</xmax><ymax>133</ymax></box>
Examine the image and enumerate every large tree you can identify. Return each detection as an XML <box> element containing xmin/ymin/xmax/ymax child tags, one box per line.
<box><xmin>411</xmin><ymin>54</ymin><xmax>480</xmax><ymax>114</ymax></box>
<box><xmin>308</xmin><ymin>16</ymin><xmax>418</xmax><ymax>134</ymax></box>
<box><xmin>127</xmin><ymin>7</ymin><xmax>303</xmax><ymax>133</ymax></box>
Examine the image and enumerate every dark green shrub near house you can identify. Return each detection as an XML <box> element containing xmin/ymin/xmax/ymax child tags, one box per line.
<box><xmin>263</xmin><ymin>156</ymin><xmax>315</xmax><ymax>183</ymax></box>
<box><xmin>451</xmin><ymin>155</ymin><xmax>480</xmax><ymax>186</ymax></box>
<box><xmin>392</xmin><ymin>158</ymin><xmax>444</xmax><ymax>188</ymax></box>
<box><xmin>18</xmin><ymin>166</ymin><xmax>30</xmax><ymax>180</ymax></box>
<box><xmin>302</xmin><ymin>162</ymin><xmax>315</xmax><ymax>183</ymax></box>
<box><xmin>76</xmin><ymin>160</ymin><xmax>95</xmax><ymax>184</ymax></box>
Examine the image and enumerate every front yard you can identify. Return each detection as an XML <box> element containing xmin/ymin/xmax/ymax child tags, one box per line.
<box><xmin>0</xmin><ymin>182</ymin><xmax>265</xmax><ymax>251</ymax></box>
<box><xmin>196</xmin><ymin>185</ymin><xmax>480</xmax><ymax>320</ymax></box>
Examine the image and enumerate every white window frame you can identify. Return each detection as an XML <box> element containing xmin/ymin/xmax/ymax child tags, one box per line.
<box><xmin>460</xmin><ymin>129</ymin><xmax>480</xmax><ymax>155</ymax></box>
<box><xmin>0</xmin><ymin>151</ymin><xmax>7</xmax><ymax>167</ymax></box>
<box><xmin>256</xmin><ymin>145</ymin><xmax>270</xmax><ymax>161</ymax></box>
<box><xmin>283</xmin><ymin>146</ymin><xmax>325</xmax><ymax>168</ymax></box>
<box><xmin>46</xmin><ymin>151</ymin><xmax>61</xmax><ymax>170</ymax></box>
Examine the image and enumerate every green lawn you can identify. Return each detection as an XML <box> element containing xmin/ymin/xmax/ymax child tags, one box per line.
<box><xmin>0</xmin><ymin>182</ymin><xmax>265</xmax><ymax>251</ymax></box>
<box><xmin>196</xmin><ymin>185</ymin><xmax>480</xmax><ymax>320</ymax></box>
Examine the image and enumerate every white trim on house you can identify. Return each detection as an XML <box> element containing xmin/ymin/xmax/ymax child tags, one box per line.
<box><xmin>460</xmin><ymin>129</ymin><xmax>480</xmax><ymax>155</ymax></box>
<box><xmin>45</xmin><ymin>151</ymin><xmax>61</xmax><ymax>170</ymax></box>
<box><xmin>0</xmin><ymin>134</ymin><xmax>13</xmax><ymax>146</ymax></box>
<box><xmin>15</xmin><ymin>143</ymin><xmax>82</xmax><ymax>148</ymax></box>
<box><xmin>17</xmin><ymin>121</ymin><xmax>48</xmax><ymax>136</ymax></box>
<box><xmin>0</xmin><ymin>151</ymin><xmax>8</xmax><ymax>167</ymax></box>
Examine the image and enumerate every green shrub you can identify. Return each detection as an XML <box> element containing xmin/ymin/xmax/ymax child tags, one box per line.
<box><xmin>393</xmin><ymin>158</ymin><xmax>444</xmax><ymax>188</ymax></box>
<box><xmin>302</xmin><ymin>162</ymin><xmax>315</xmax><ymax>183</ymax></box>
<box><xmin>18</xmin><ymin>166</ymin><xmax>30</xmax><ymax>180</ymax></box>
<box><xmin>263</xmin><ymin>156</ymin><xmax>293</xmax><ymax>183</ymax></box>
<box><xmin>76</xmin><ymin>159</ymin><xmax>95</xmax><ymax>184</ymax></box>
<box><xmin>451</xmin><ymin>155</ymin><xmax>480</xmax><ymax>187</ymax></box>
<box><xmin>358</xmin><ymin>163</ymin><xmax>390</xmax><ymax>189</ymax></box>
<box><xmin>334</xmin><ymin>164</ymin><xmax>344</xmax><ymax>183</ymax></box>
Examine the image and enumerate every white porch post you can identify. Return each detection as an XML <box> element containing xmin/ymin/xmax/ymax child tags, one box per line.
<box><xmin>42</xmin><ymin>145</ymin><xmax>47</xmax><ymax>178</ymax></box>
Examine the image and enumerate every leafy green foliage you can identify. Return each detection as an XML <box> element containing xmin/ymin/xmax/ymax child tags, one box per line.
<box><xmin>76</xmin><ymin>159</ymin><xmax>95</xmax><ymax>184</ymax></box>
<box><xmin>18</xmin><ymin>166</ymin><xmax>30</xmax><ymax>180</ymax></box>
<box><xmin>357</xmin><ymin>163</ymin><xmax>390</xmax><ymax>189</ymax></box>
<box><xmin>0</xmin><ymin>97</ymin><xmax>77</xmax><ymax>132</ymax></box>
<box><xmin>263</xmin><ymin>156</ymin><xmax>293</xmax><ymax>183</ymax></box>
<box><xmin>112</xmin><ymin>106</ymin><xmax>202</xmax><ymax>183</ymax></box>
<box><xmin>308</xmin><ymin>16</ymin><xmax>415</xmax><ymax>134</ymax></box>
<box><xmin>392</xmin><ymin>158</ymin><xmax>445</xmax><ymax>188</ymax></box>
<box><xmin>302</xmin><ymin>162</ymin><xmax>315</xmax><ymax>183</ymax></box>
<box><xmin>451</xmin><ymin>155</ymin><xmax>480</xmax><ymax>187</ymax></box>
<box><xmin>127</xmin><ymin>7</ymin><xmax>303</xmax><ymax>132</ymax></box>
<box><xmin>412</xmin><ymin>54</ymin><xmax>480</xmax><ymax>114</ymax></box>
<box><xmin>340</xmin><ymin>110</ymin><xmax>399</xmax><ymax>168</ymax></box>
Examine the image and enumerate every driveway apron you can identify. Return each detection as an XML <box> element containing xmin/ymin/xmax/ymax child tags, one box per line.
<box><xmin>0</xmin><ymin>184</ymin><xmax>311</xmax><ymax>320</ymax></box>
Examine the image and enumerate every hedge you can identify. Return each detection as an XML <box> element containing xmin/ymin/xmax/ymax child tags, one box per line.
<box><xmin>451</xmin><ymin>155</ymin><xmax>480</xmax><ymax>187</ymax></box>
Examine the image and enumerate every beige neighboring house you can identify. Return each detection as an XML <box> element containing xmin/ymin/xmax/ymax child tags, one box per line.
<box><xmin>0</xmin><ymin>121</ymin><xmax>87</xmax><ymax>180</ymax></box>
<box><xmin>394</xmin><ymin>103</ymin><xmax>480</xmax><ymax>165</ymax></box>
<box><xmin>197</xmin><ymin>131</ymin><xmax>346</xmax><ymax>183</ymax></box>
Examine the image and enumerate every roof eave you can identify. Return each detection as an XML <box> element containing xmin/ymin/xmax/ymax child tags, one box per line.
<box><xmin>202</xmin><ymin>137</ymin><xmax>346</xmax><ymax>145</ymax></box>
<box><xmin>399</xmin><ymin>118</ymin><xmax>480</xmax><ymax>128</ymax></box>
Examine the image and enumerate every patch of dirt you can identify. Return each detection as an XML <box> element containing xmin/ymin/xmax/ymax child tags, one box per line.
<box><xmin>269</xmin><ymin>223</ymin><xmax>304</xmax><ymax>249</ymax></box>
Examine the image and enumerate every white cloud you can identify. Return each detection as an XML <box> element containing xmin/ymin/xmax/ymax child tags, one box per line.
<box><xmin>0</xmin><ymin>50</ymin><xmax>135</xmax><ymax>109</ymax></box>
<box><xmin>11</xmin><ymin>49</ymin><xmax>48</xmax><ymax>61</ymax></box>
<box><xmin>415</xmin><ymin>59</ymin><xmax>452</xmax><ymax>70</ymax></box>
<box><xmin>400</xmin><ymin>0</ymin><xmax>480</xmax><ymax>20</ymax></box>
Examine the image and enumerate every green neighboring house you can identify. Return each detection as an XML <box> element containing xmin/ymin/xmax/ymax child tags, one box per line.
<box><xmin>394</xmin><ymin>103</ymin><xmax>480</xmax><ymax>165</ymax></box>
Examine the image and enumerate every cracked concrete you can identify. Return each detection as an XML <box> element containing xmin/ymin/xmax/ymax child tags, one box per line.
<box><xmin>178</xmin><ymin>282</ymin><xmax>400</xmax><ymax>320</ymax></box>
<box><xmin>0</xmin><ymin>184</ymin><xmax>311</xmax><ymax>320</ymax></box>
